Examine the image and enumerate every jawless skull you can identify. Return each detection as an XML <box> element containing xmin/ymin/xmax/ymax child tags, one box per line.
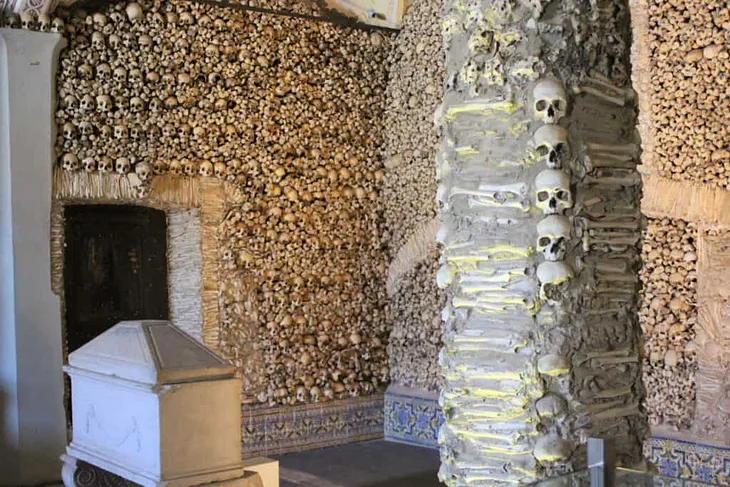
<box><xmin>535</xmin><ymin>169</ymin><xmax>572</xmax><ymax>215</ymax></box>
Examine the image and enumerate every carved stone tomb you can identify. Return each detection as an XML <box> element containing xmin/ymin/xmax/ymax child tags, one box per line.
<box><xmin>61</xmin><ymin>320</ymin><xmax>264</xmax><ymax>486</ymax></box>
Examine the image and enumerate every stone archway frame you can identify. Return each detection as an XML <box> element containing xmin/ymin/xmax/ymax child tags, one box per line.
<box><xmin>50</xmin><ymin>169</ymin><xmax>225</xmax><ymax>353</ymax></box>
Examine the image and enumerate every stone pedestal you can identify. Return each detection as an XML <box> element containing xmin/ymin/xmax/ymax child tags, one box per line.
<box><xmin>62</xmin><ymin>320</ymin><xmax>278</xmax><ymax>487</ymax></box>
<box><xmin>0</xmin><ymin>28</ymin><xmax>67</xmax><ymax>486</ymax></box>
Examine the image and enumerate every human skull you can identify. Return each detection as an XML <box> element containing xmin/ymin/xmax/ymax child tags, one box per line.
<box><xmin>166</xmin><ymin>12</ymin><xmax>178</xmax><ymax>24</ymax></box>
<box><xmin>178</xmin><ymin>124</ymin><xmax>191</xmax><ymax>139</ymax></box>
<box><xmin>153</xmin><ymin>160</ymin><xmax>167</xmax><ymax>175</ymax></box>
<box><xmin>162</xmin><ymin>124</ymin><xmax>175</xmax><ymax>139</ymax></box>
<box><xmin>62</xmin><ymin>123</ymin><xmax>75</xmax><ymax>139</ymax></box>
<box><xmin>536</xmin><ymin>261</ymin><xmax>574</xmax><ymax>300</ymax></box>
<box><xmin>63</xmin><ymin>94</ymin><xmax>77</xmax><ymax>110</ymax></box>
<box><xmin>96</xmin><ymin>94</ymin><xmax>112</xmax><ymax>113</ymax></box>
<box><xmin>97</xmin><ymin>63</ymin><xmax>111</xmax><ymax>80</ymax></box>
<box><xmin>224</xmin><ymin>125</ymin><xmax>237</xmax><ymax>142</ymax></box>
<box><xmin>149</xmin><ymin>97</ymin><xmax>162</xmax><ymax>112</ymax></box>
<box><xmin>533</xmin><ymin>125</ymin><xmax>569</xmax><ymax>169</ymax></box>
<box><xmin>214</xmin><ymin>162</ymin><xmax>226</xmax><ymax>179</ymax></box>
<box><xmin>130</xmin><ymin>97</ymin><xmax>144</xmax><ymax>113</ymax></box>
<box><xmin>207</xmin><ymin>72</ymin><xmax>222</xmax><ymax>84</ymax></box>
<box><xmin>130</xmin><ymin>125</ymin><xmax>143</xmax><ymax>140</ymax></box>
<box><xmin>125</xmin><ymin>2</ymin><xmax>143</xmax><ymax>22</ymax></box>
<box><xmin>535</xmin><ymin>169</ymin><xmax>572</xmax><ymax>215</ymax></box>
<box><xmin>198</xmin><ymin>14</ymin><xmax>211</xmax><ymax>26</ymax></box>
<box><xmin>114</xmin><ymin>125</ymin><xmax>128</xmax><ymax>139</ymax></box>
<box><xmin>192</xmin><ymin>126</ymin><xmax>206</xmax><ymax>140</ymax></box>
<box><xmin>92</xmin><ymin>31</ymin><xmax>105</xmax><ymax>50</ymax></box>
<box><xmin>5</xmin><ymin>13</ymin><xmax>19</xmax><ymax>28</ymax></box>
<box><xmin>100</xmin><ymin>125</ymin><xmax>112</xmax><ymax>138</ymax></box>
<box><xmin>179</xmin><ymin>12</ymin><xmax>193</xmax><ymax>25</ymax></box>
<box><xmin>310</xmin><ymin>386</ymin><xmax>321</xmax><ymax>402</ymax></box>
<box><xmin>135</xmin><ymin>161</ymin><xmax>152</xmax><ymax>181</ymax></box>
<box><xmin>113</xmin><ymin>66</ymin><xmax>127</xmax><ymax>83</ymax></box>
<box><xmin>151</xmin><ymin>12</ymin><xmax>164</xmax><ymax>27</ymax></box>
<box><xmin>346</xmin><ymin>382</ymin><xmax>360</xmax><ymax>397</ymax></box>
<box><xmin>164</xmin><ymin>97</ymin><xmax>178</xmax><ymax>109</ymax></box>
<box><xmin>109</xmin><ymin>34</ymin><xmax>121</xmax><ymax>50</ymax></box>
<box><xmin>134</xmin><ymin>184</ymin><xmax>150</xmax><ymax>198</ymax></box>
<box><xmin>205</xmin><ymin>45</ymin><xmax>220</xmax><ymax>59</ymax></box>
<box><xmin>79</xmin><ymin>121</ymin><xmax>94</xmax><ymax>137</ymax></box>
<box><xmin>79</xmin><ymin>94</ymin><xmax>95</xmax><ymax>112</ymax></box>
<box><xmin>537</xmin><ymin>215</ymin><xmax>571</xmax><ymax>262</ymax></box>
<box><xmin>199</xmin><ymin>161</ymin><xmax>213</xmax><ymax>177</ymax></box>
<box><xmin>214</xmin><ymin>18</ymin><xmax>226</xmax><ymax>32</ymax></box>
<box><xmin>20</xmin><ymin>11</ymin><xmax>35</xmax><ymax>30</ymax></box>
<box><xmin>138</xmin><ymin>35</ymin><xmax>153</xmax><ymax>50</ymax></box>
<box><xmin>78</xmin><ymin>64</ymin><xmax>93</xmax><ymax>80</ymax></box>
<box><xmin>533</xmin><ymin>79</ymin><xmax>568</xmax><ymax>124</ymax></box>
<box><xmin>183</xmin><ymin>159</ymin><xmax>197</xmax><ymax>177</ymax></box>
<box><xmin>61</xmin><ymin>153</ymin><xmax>78</xmax><ymax>171</ymax></box>
<box><xmin>296</xmin><ymin>386</ymin><xmax>307</xmax><ymax>403</ymax></box>
<box><xmin>92</xmin><ymin>12</ymin><xmax>108</xmax><ymax>27</ymax></box>
<box><xmin>148</xmin><ymin>125</ymin><xmax>161</xmax><ymax>139</ymax></box>
<box><xmin>129</xmin><ymin>69</ymin><xmax>143</xmax><ymax>84</ymax></box>
<box><xmin>51</xmin><ymin>17</ymin><xmax>64</xmax><ymax>33</ymax></box>
<box><xmin>37</xmin><ymin>13</ymin><xmax>50</xmax><ymax>32</ymax></box>
<box><xmin>82</xmin><ymin>157</ymin><xmax>96</xmax><ymax>172</ymax></box>
<box><xmin>115</xmin><ymin>157</ymin><xmax>131</xmax><ymax>174</ymax></box>
<box><xmin>168</xmin><ymin>160</ymin><xmax>183</xmax><ymax>176</ymax></box>
<box><xmin>98</xmin><ymin>156</ymin><xmax>114</xmax><ymax>173</ymax></box>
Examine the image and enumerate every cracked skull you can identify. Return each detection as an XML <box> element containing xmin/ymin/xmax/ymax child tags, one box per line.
<box><xmin>537</xmin><ymin>215</ymin><xmax>571</xmax><ymax>262</ymax></box>
<box><xmin>535</xmin><ymin>169</ymin><xmax>572</xmax><ymax>215</ymax></box>
<box><xmin>533</xmin><ymin>125</ymin><xmax>569</xmax><ymax>169</ymax></box>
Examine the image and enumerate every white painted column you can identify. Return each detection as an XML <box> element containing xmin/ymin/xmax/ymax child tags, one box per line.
<box><xmin>0</xmin><ymin>28</ymin><xmax>67</xmax><ymax>485</ymax></box>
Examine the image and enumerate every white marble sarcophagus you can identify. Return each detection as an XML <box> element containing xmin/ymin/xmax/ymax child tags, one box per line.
<box><xmin>61</xmin><ymin>320</ymin><xmax>266</xmax><ymax>487</ymax></box>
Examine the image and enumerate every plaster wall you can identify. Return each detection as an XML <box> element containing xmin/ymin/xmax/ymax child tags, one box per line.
<box><xmin>0</xmin><ymin>28</ymin><xmax>68</xmax><ymax>485</ymax></box>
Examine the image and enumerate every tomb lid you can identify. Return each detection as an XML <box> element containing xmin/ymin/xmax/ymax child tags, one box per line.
<box><xmin>68</xmin><ymin>320</ymin><xmax>235</xmax><ymax>385</ymax></box>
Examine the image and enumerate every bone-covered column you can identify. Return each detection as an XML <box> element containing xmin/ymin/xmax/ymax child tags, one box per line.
<box><xmin>435</xmin><ymin>1</ymin><xmax>647</xmax><ymax>484</ymax></box>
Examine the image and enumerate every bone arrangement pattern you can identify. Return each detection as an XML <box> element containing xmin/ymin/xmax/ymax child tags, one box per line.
<box><xmin>435</xmin><ymin>0</ymin><xmax>645</xmax><ymax>483</ymax></box>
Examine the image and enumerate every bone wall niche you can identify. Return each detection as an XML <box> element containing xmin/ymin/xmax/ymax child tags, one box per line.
<box><xmin>640</xmin><ymin>218</ymin><xmax>698</xmax><ymax>429</ymax></box>
<box><xmin>435</xmin><ymin>0</ymin><xmax>647</xmax><ymax>483</ymax></box>
<box><xmin>51</xmin><ymin>0</ymin><xmax>391</xmax><ymax>406</ymax></box>
<box><xmin>382</xmin><ymin>0</ymin><xmax>445</xmax><ymax>392</ymax></box>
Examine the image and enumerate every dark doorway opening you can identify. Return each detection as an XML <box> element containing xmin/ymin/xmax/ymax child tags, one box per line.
<box><xmin>63</xmin><ymin>204</ymin><xmax>169</xmax><ymax>353</ymax></box>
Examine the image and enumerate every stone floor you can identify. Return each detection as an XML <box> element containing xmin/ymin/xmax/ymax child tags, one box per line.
<box><xmin>277</xmin><ymin>440</ymin><xmax>443</xmax><ymax>487</ymax></box>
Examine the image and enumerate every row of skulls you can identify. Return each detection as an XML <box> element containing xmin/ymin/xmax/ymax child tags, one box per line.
<box><xmin>0</xmin><ymin>9</ymin><xmax>65</xmax><ymax>32</ymax></box>
<box><xmin>531</xmin><ymin>78</ymin><xmax>575</xmax><ymax>298</ymax></box>
<box><xmin>60</xmin><ymin>153</ymin><xmax>233</xmax><ymax>179</ymax></box>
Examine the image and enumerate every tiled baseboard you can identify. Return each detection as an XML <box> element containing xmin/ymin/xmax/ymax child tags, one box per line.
<box><xmin>646</xmin><ymin>437</ymin><xmax>730</xmax><ymax>485</ymax></box>
<box><xmin>384</xmin><ymin>385</ymin><xmax>443</xmax><ymax>448</ymax></box>
<box><xmin>241</xmin><ymin>393</ymin><xmax>385</xmax><ymax>457</ymax></box>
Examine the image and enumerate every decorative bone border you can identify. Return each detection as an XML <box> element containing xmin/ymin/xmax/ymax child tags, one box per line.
<box><xmin>50</xmin><ymin>169</ymin><xmax>225</xmax><ymax>353</ymax></box>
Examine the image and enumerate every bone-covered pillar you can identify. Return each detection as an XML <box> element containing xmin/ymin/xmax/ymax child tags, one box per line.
<box><xmin>435</xmin><ymin>1</ymin><xmax>647</xmax><ymax>484</ymax></box>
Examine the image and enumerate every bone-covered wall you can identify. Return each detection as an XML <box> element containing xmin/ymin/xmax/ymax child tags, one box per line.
<box><xmin>436</xmin><ymin>0</ymin><xmax>647</xmax><ymax>483</ymax></box>
<box><xmin>47</xmin><ymin>0</ymin><xmax>391</xmax><ymax>407</ymax></box>
<box><xmin>383</xmin><ymin>0</ymin><xmax>445</xmax><ymax>392</ymax></box>
<box><xmin>640</xmin><ymin>218</ymin><xmax>697</xmax><ymax>429</ymax></box>
<box><xmin>631</xmin><ymin>0</ymin><xmax>730</xmax><ymax>437</ymax></box>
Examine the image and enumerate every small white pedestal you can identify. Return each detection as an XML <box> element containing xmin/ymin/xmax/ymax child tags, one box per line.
<box><xmin>61</xmin><ymin>320</ymin><xmax>278</xmax><ymax>487</ymax></box>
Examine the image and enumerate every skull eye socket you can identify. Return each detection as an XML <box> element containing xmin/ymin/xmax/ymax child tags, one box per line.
<box><xmin>553</xmin><ymin>100</ymin><xmax>565</xmax><ymax>111</ymax></box>
<box><xmin>535</xmin><ymin>100</ymin><xmax>547</xmax><ymax>111</ymax></box>
<box><xmin>537</xmin><ymin>190</ymin><xmax>550</xmax><ymax>202</ymax></box>
<box><xmin>538</xmin><ymin>237</ymin><xmax>551</xmax><ymax>247</ymax></box>
<box><xmin>536</xmin><ymin>145</ymin><xmax>550</xmax><ymax>157</ymax></box>
<box><xmin>556</xmin><ymin>190</ymin><xmax>570</xmax><ymax>201</ymax></box>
